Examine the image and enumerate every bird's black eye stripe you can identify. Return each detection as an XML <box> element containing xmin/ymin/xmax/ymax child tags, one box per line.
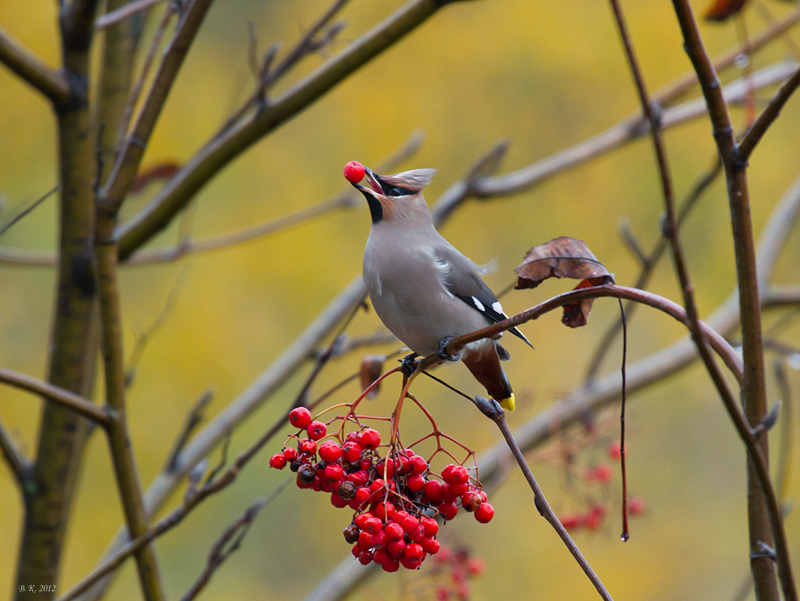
<box><xmin>381</xmin><ymin>184</ymin><xmax>414</xmax><ymax>197</ymax></box>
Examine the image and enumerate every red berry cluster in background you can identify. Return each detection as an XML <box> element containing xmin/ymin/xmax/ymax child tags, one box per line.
<box><xmin>556</xmin><ymin>440</ymin><xmax>646</xmax><ymax>533</ymax></box>
<box><xmin>270</xmin><ymin>406</ymin><xmax>494</xmax><ymax>572</ymax></box>
<box><xmin>426</xmin><ymin>546</ymin><xmax>486</xmax><ymax>601</ymax></box>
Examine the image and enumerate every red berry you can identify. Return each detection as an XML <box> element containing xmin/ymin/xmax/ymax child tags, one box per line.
<box><xmin>358</xmin><ymin>428</ymin><xmax>381</xmax><ymax>450</ymax></box>
<box><xmin>374</xmin><ymin>501</ymin><xmax>396</xmax><ymax>520</ymax></box>
<box><xmin>342</xmin><ymin>441</ymin><xmax>362</xmax><ymax>463</ymax></box>
<box><xmin>560</xmin><ymin>513</ymin><xmax>583</xmax><ymax>530</ymax></box>
<box><xmin>608</xmin><ymin>440</ymin><xmax>622</xmax><ymax>461</ymax></box>
<box><xmin>387</xmin><ymin>538</ymin><xmax>406</xmax><ymax>558</ymax></box>
<box><xmin>282</xmin><ymin>447</ymin><xmax>298</xmax><ymax>461</ymax></box>
<box><xmin>408</xmin><ymin>454</ymin><xmax>428</xmax><ymax>475</ymax></box>
<box><xmin>344</xmin><ymin>161</ymin><xmax>366</xmax><ymax>183</ymax></box>
<box><xmin>421</xmin><ymin>516</ymin><xmax>439</xmax><ymax>537</ymax></box>
<box><xmin>407</xmin><ymin>474</ymin><xmax>426</xmax><ymax>493</ymax></box>
<box><xmin>346</xmin><ymin>470</ymin><xmax>368</xmax><ymax>487</ymax></box>
<box><xmin>324</xmin><ymin>463</ymin><xmax>343</xmax><ymax>481</ymax></box>
<box><xmin>365</xmin><ymin>517</ymin><xmax>383</xmax><ymax>534</ymax></box>
<box><xmin>381</xmin><ymin>557</ymin><xmax>400</xmax><ymax>572</ymax></box>
<box><xmin>319</xmin><ymin>441</ymin><xmax>342</xmax><ymax>462</ymax></box>
<box><xmin>461</xmin><ymin>490</ymin><xmax>483</xmax><ymax>512</ymax></box>
<box><xmin>269</xmin><ymin>453</ymin><xmax>287</xmax><ymax>469</ymax></box>
<box><xmin>306</xmin><ymin>421</ymin><xmax>327</xmax><ymax>441</ymax></box>
<box><xmin>371</xmin><ymin>529</ymin><xmax>388</xmax><ymax>548</ymax></box>
<box><xmin>423</xmin><ymin>480</ymin><xmax>443</xmax><ymax>503</ymax></box>
<box><xmin>330</xmin><ymin>492</ymin><xmax>349</xmax><ymax>508</ymax></box>
<box><xmin>441</xmin><ymin>464</ymin><xmax>456</xmax><ymax>483</ymax></box>
<box><xmin>400</xmin><ymin>556</ymin><xmax>422</xmax><ymax>570</ymax></box>
<box><xmin>358</xmin><ymin>549</ymin><xmax>374</xmax><ymax>565</ymax></box>
<box><xmin>355</xmin><ymin>487</ymin><xmax>371</xmax><ymax>506</ymax></box>
<box><xmin>466</xmin><ymin>557</ymin><xmax>485</xmax><ymax>576</ymax></box>
<box><xmin>451</xmin><ymin>465</ymin><xmax>470</xmax><ymax>485</ymax></box>
<box><xmin>404</xmin><ymin>543</ymin><xmax>424</xmax><ymax>560</ymax></box>
<box><xmin>373</xmin><ymin>548</ymin><xmax>391</xmax><ymax>565</ymax></box>
<box><xmin>358</xmin><ymin>530</ymin><xmax>373</xmax><ymax>550</ymax></box>
<box><xmin>401</xmin><ymin>515</ymin><xmax>420</xmax><ymax>534</ymax></box>
<box><xmin>629</xmin><ymin>496</ymin><xmax>646</xmax><ymax>515</ymax></box>
<box><xmin>421</xmin><ymin>536</ymin><xmax>440</xmax><ymax>555</ymax></box>
<box><xmin>439</xmin><ymin>501</ymin><xmax>459</xmax><ymax>521</ymax></box>
<box><xmin>289</xmin><ymin>407</ymin><xmax>312</xmax><ymax>429</ymax></box>
<box><xmin>587</xmin><ymin>464</ymin><xmax>613</xmax><ymax>483</ymax></box>
<box><xmin>474</xmin><ymin>503</ymin><xmax>494</xmax><ymax>523</ymax></box>
<box><xmin>354</xmin><ymin>512</ymin><xmax>373</xmax><ymax>530</ymax></box>
<box><xmin>450</xmin><ymin>483</ymin><xmax>469</xmax><ymax>497</ymax></box>
<box><xmin>392</xmin><ymin>510</ymin><xmax>410</xmax><ymax>524</ymax></box>
<box><xmin>370</xmin><ymin>479</ymin><xmax>385</xmax><ymax>494</ymax></box>
<box><xmin>298</xmin><ymin>439</ymin><xmax>317</xmax><ymax>456</ymax></box>
<box><xmin>385</xmin><ymin>522</ymin><xmax>404</xmax><ymax>540</ymax></box>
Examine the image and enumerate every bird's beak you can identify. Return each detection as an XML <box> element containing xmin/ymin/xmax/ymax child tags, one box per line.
<box><xmin>364</xmin><ymin>167</ymin><xmax>383</xmax><ymax>195</ymax></box>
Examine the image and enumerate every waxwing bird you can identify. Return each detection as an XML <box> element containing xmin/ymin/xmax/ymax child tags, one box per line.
<box><xmin>348</xmin><ymin>163</ymin><xmax>531</xmax><ymax>410</ymax></box>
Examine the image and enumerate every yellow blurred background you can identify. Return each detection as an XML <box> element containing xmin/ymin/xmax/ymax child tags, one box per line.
<box><xmin>2</xmin><ymin>0</ymin><xmax>800</xmax><ymax>599</ymax></box>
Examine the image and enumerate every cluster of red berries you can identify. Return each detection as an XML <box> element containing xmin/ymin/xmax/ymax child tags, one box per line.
<box><xmin>269</xmin><ymin>407</ymin><xmax>494</xmax><ymax>571</ymax></box>
<box><xmin>556</xmin><ymin>440</ymin><xmax>645</xmax><ymax>532</ymax></box>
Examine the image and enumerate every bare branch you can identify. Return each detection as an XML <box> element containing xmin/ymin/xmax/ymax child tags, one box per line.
<box><xmin>100</xmin><ymin>0</ymin><xmax>214</xmax><ymax>215</ymax></box>
<box><xmin>0</xmin><ymin>418</ymin><xmax>29</xmax><ymax>485</ymax></box>
<box><xmin>95</xmin><ymin>0</ymin><xmax>166</xmax><ymax>29</ymax></box>
<box><xmin>0</xmin><ymin>26</ymin><xmax>71</xmax><ymax>104</ymax></box>
<box><xmin>180</xmin><ymin>498</ymin><xmax>267</xmax><ymax>601</ymax></box>
<box><xmin>165</xmin><ymin>389</ymin><xmax>214</xmax><ymax>472</ymax></box>
<box><xmin>491</xmin><ymin>411</ymin><xmax>612</xmax><ymax>600</ymax></box>
<box><xmin>0</xmin><ymin>367</ymin><xmax>111</xmax><ymax>426</ymax></box>
<box><xmin>739</xmin><ymin>64</ymin><xmax>800</xmax><ymax>161</ymax></box>
<box><xmin>116</xmin><ymin>0</ymin><xmax>465</xmax><ymax>259</ymax></box>
<box><xmin>123</xmin><ymin>130</ymin><xmax>424</xmax><ymax>265</ymax></box>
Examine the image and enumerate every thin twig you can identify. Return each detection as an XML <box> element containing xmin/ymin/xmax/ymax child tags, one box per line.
<box><xmin>0</xmin><ymin>186</ymin><xmax>59</xmax><ymax>237</ymax></box>
<box><xmin>490</xmin><ymin>410</ymin><xmax>613</xmax><ymax>600</ymax></box>
<box><xmin>166</xmin><ymin>389</ymin><xmax>214</xmax><ymax>472</ymax></box>
<box><xmin>0</xmin><ymin>367</ymin><xmax>111</xmax><ymax>426</ymax></box>
<box><xmin>0</xmin><ymin>418</ymin><xmax>29</xmax><ymax>484</ymax></box>
<box><xmin>125</xmin><ymin>267</ymin><xmax>190</xmax><ymax>385</ymax></box>
<box><xmin>95</xmin><ymin>0</ymin><xmax>165</xmax><ymax>29</ymax></box>
<box><xmin>739</xmin><ymin>63</ymin><xmax>800</xmax><ymax>161</ymax></box>
<box><xmin>180</xmin><ymin>497</ymin><xmax>269</xmax><ymax>601</ymax></box>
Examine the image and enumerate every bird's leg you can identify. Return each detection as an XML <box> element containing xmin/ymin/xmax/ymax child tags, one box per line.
<box><xmin>436</xmin><ymin>336</ymin><xmax>461</xmax><ymax>362</ymax></box>
<box><xmin>400</xmin><ymin>353</ymin><xmax>419</xmax><ymax>377</ymax></box>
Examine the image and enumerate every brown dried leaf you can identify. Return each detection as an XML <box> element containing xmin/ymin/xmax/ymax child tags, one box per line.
<box><xmin>515</xmin><ymin>236</ymin><xmax>613</xmax><ymax>328</ymax></box>
<box><xmin>131</xmin><ymin>161</ymin><xmax>182</xmax><ymax>193</ymax></box>
<box><xmin>704</xmin><ymin>0</ymin><xmax>748</xmax><ymax>22</ymax></box>
<box><xmin>359</xmin><ymin>355</ymin><xmax>385</xmax><ymax>399</ymax></box>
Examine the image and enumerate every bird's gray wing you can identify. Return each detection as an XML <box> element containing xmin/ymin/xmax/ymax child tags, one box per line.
<box><xmin>433</xmin><ymin>245</ymin><xmax>533</xmax><ymax>349</ymax></box>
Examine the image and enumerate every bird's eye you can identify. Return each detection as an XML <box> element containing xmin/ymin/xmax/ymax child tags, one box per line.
<box><xmin>383</xmin><ymin>184</ymin><xmax>413</xmax><ymax>197</ymax></box>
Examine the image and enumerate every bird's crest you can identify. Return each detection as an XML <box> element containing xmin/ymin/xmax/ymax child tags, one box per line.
<box><xmin>379</xmin><ymin>169</ymin><xmax>437</xmax><ymax>193</ymax></box>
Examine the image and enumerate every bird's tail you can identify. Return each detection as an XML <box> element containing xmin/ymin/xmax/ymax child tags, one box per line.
<box><xmin>462</xmin><ymin>341</ymin><xmax>515</xmax><ymax>411</ymax></box>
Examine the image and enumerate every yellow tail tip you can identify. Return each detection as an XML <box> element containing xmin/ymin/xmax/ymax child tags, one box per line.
<box><xmin>498</xmin><ymin>394</ymin><xmax>515</xmax><ymax>411</ymax></box>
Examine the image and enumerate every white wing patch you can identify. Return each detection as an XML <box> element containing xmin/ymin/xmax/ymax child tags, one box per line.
<box><xmin>492</xmin><ymin>301</ymin><xmax>503</xmax><ymax>314</ymax></box>
<box><xmin>472</xmin><ymin>297</ymin><xmax>485</xmax><ymax>311</ymax></box>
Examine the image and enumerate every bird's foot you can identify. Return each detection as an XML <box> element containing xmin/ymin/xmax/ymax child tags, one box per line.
<box><xmin>436</xmin><ymin>337</ymin><xmax>461</xmax><ymax>362</ymax></box>
<box><xmin>400</xmin><ymin>353</ymin><xmax>420</xmax><ymax>377</ymax></box>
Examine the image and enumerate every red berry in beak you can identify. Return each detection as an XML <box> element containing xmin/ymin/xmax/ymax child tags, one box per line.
<box><xmin>344</xmin><ymin>161</ymin><xmax>366</xmax><ymax>183</ymax></box>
